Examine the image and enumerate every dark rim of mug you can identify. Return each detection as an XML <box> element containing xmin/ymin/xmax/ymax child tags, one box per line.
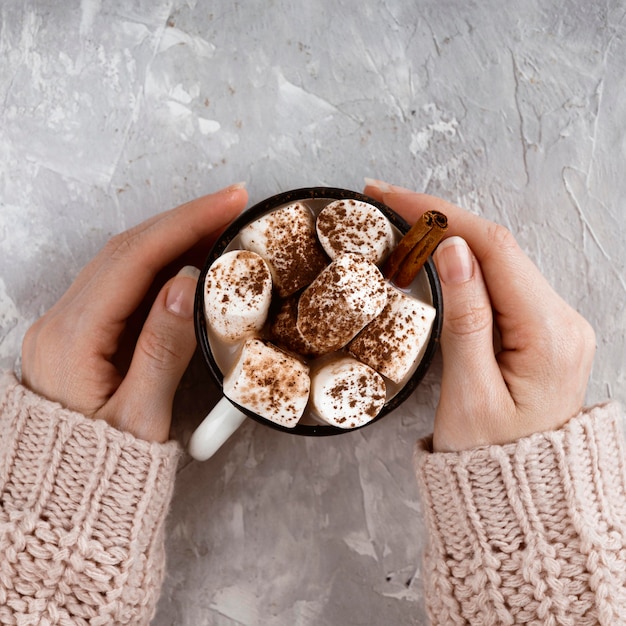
<box><xmin>194</xmin><ymin>187</ymin><xmax>443</xmax><ymax>436</ymax></box>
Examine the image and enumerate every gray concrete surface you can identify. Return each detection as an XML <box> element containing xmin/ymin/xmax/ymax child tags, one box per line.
<box><xmin>1</xmin><ymin>1</ymin><xmax>625</xmax><ymax>624</ymax></box>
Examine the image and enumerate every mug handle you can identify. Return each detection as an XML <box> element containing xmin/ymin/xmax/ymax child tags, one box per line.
<box><xmin>188</xmin><ymin>397</ymin><xmax>248</xmax><ymax>461</ymax></box>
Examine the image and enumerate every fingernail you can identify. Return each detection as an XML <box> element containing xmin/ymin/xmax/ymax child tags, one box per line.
<box><xmin>364</xmin><ymin>177</ymin><xmax>393</xmax><ymax>193</ymax></box>
<box><xmin>434</xmin><ymin>237</ymin><xmax>474</xmax><ymax>284</ymax></box>
<box><xmin>166</xmin><ymin>266</ymin><xmax>200</xmax><ymax>318</ymax></box>
<box><xmin>220</xmin><ymin>181</ymin><xmax>247</xmax><ymax>193</ymax></box>
<box><xmin>363</xmin><ymin>177</ymin><xmax>415</xmax><ymax>194</ymax></box>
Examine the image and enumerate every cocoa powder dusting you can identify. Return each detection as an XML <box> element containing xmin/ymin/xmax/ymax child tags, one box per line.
<box><xmin>316</xmin><ymin>200</ymin><xmax>393</xmax><ymax>262</ymax></box>
<box><xmin>297</xmin><ymin>254</ymin><xmax>387</xmax><ymax>354</ymax></box>
<box><xmin>262</xmin><ymin>205</ymin><xmax>327</xmax><ymax>296</ymax></box>
<box><xmin>348</xmin><ymin>285</ymin><xmax>433</xmax><ymax>384</ymax></box>
<box><xmin>315</xmin><ymin>358</ymin><xmax>386</xmax><ymax>427</ymax></box>
<box><xmin>234</xmin><ymin>341</ymin><xmax>309</xmax><ymax>423</ymax></box>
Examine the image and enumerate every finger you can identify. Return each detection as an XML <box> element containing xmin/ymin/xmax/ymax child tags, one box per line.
<box><xmin>431</xmin><ymin>237</ymin><xmax>513</xmax><ymax>451</ymax></box>
<box><xmin>98</xmin><ymin>266</ymin><xmax>200</xmax><ymax>442</ymax></box>
<box><xmin>50</xmin><ymin>183</ymin><xmax>247</xmax><ymax>320</ymax></box>
<box><xmin>366</xmin><ymin>179</ymin><xmax>506</xmax><ymax>260</ymax></box>
<box><xmin>364</xmin><ymin>179</ymin><xmax>525</xmax><ymax>265</ymax></box>
<box><xmin>363</xmin><ymin>179</ymin><xmax>559</xmax><ymax>341</ymax></box>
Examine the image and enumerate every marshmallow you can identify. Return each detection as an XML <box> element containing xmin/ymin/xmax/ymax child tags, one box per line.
<box><xmin>204</xmin><ymin>250</ymin><xmax>273</xmax><ymax>343</ymax></box>
<box><xmin>310</xmin><ymin>357</ymin><xmax>386</xmax><ymax>428</ymax></box>
<box><xmin>316</xmin><ymin>199</ymin><xmax>395</xmax><ymax>264</ymax></box>
<box><xmin>297</xmin><ymin>253</ymin><xmax>388</xmax><ymax>355</ymax></box>
<box><xmin>239</xmin><ymin>202</ymin><xmax>328</xmax><ymax>297</ymax></box>
<box><xmin>269</xmin><ymin>296</ymin><xmax>321</xmax><ymax>357</ymax></box>
<box><xmin>223</xmin><ymin>338</ymin><xmax>310</xmax><ymax>428</ymax></box>
<box><xmin>349</xmin><ymin>285</ymin><xmax>436</xmax><ymax>384</ymax></box>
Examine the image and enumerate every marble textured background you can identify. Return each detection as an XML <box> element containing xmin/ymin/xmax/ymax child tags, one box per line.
<box><xmin>1</xmin><ymin>1</ymin><xmax>625</xmax><ymax>624</ymax></box>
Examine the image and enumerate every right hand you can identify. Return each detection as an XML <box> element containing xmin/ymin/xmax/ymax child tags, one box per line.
<box><xmin>364</xmin><ymin>179</ymin><xmax>596</xmax><ymax>452</ymax></box>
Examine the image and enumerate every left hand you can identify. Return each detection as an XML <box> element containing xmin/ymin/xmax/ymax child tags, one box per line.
<box><xmin>21</xmin><ymin>184</ymin><xmax>248</xmax><ymax>442</ymax></box>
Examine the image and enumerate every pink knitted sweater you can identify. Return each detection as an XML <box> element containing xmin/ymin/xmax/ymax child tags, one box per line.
<box><xmin>1</xmin><ymin>370</ymin><xmax>625</xmax><ymax>625</ymax></box>
<box><xmin>415</xmin><ymin>402</ymin><xmax>626</xmax><ymax>625</ymax></box>
<box><xmin>0</xmin><ymin>372</ymin><xmax>180</xmax><ymax>625</ymax></box>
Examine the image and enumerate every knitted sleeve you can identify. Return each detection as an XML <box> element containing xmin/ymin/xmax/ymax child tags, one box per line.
<box><xmin>415</xmin><ymin>403</ymin><xmax>626</xmax><ymax>626</ymax></box>
<box><xmin>0</xmin><ymin>372</ymin><xmax>181</xmax><ymax>626</ymax></box>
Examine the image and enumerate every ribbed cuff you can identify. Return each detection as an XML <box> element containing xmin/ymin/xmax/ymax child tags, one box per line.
<box><xmin>0</xmin><ymin>372</ymin><xmax>181</xmax><ymax>624</ymax></box>
<box><xmin>414</xmin><ymin>403</ymin><xmax>626</xmax><ymax>625</ymax></box>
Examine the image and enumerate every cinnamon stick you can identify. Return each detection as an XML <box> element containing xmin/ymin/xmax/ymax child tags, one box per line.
<box><xmin>383</xmin><ymin>210</ymin><xmax>448</xmax><ymax>288</ymax></box>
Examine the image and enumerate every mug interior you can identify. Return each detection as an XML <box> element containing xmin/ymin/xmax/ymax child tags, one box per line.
<box><xmin>194</xmin><ymin>187</ymin><xmax>443</xmax><ymax>436</ymax></box>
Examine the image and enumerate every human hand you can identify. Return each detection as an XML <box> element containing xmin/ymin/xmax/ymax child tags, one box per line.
<box><xmin>364</xmin><ymin>179</ymin><xmax>596</xmax><ymax>452</ymax></box>
<box><xmin>21</xmin><ymin>184</ymin><xmax>248</xmax><ymax>443</ymax></box>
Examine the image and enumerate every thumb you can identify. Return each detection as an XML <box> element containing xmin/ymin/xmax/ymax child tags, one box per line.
<box><xmin>432</xmin><ymin>237</ymin><xmax>511</xmax><ymax>451</ymax></box>
<box><xmin>100</xmin><ymin>266</ymin><xmax>200</xmax><ymax>442</ymax></box>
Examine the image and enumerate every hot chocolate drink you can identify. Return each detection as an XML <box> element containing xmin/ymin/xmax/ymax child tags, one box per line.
<box><xmin>202</xmin><ymin>195</ymin><xmax>437</xmax><ymax>431</ymax></box>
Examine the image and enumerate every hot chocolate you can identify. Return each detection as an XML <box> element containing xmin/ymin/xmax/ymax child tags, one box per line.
<box><xmin>202</xmin><ymin>195</ymin><xmax>438</xmax><ymax>431</ymax></box>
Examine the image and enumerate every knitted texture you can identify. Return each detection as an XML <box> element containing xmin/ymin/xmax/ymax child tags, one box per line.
<box><xmin>415</xmin><ymin>403</ymin><xmax>626</xmax><ymax>626</ymax></box>
<box><xmin>0</xmin><ymin>372</ymin><xmax>181</xmax><ymax>626</ymax></box>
